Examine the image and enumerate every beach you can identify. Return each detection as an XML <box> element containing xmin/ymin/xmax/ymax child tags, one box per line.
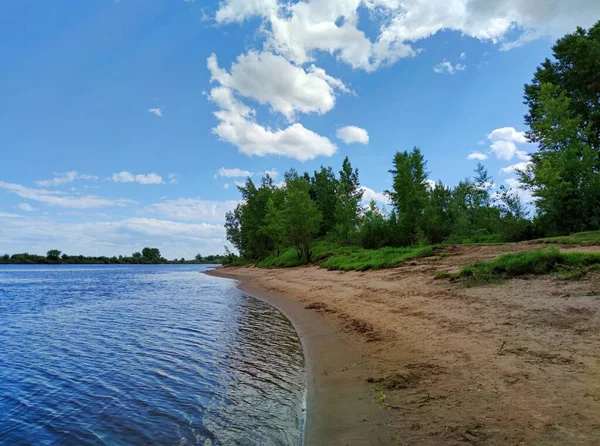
<box><xmin>208</xmin><ymin>243</ymin><xmax>600</xmax><ymax>445</ymax></box>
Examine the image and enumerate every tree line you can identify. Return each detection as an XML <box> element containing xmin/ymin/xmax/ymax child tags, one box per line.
<box><xmin>225</xmin><ymin>21</ymin><xmax>600</xmax><ymax>263</ymax></box>
<box><xmin>0</xmin><ymin>248</ymin><xmax>226</xmax><ymax>265</ymax></box>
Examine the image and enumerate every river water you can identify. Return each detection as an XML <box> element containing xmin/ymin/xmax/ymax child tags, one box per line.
<box><xmin>0</xmin><ymin>264</ymin><xmax>306</xmax><ymax>445</ymax></box>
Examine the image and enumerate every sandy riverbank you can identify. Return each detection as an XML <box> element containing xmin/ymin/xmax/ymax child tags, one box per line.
<box><xmin>208</xmin><ymin>243</ymin><xmax>600</xmax><ymax>445</ymax></box>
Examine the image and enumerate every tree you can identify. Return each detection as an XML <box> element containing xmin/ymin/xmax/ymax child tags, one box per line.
<box><xmin>422</xmin><ymin>182</ymin><xmax>454</xmax><ymax>244</ymax></box>
<box><xmin>46</xmin><ymin>249</ymin><xmax>61</xmax><ymax>261</ymax></box>
<box><xmin>311</xmin><ymin>166</ymin><xmax>339</xmax><ymax>236</ymax></box>
<box><xmin>335</xmin><ymin>157</ymin><xmax>363</xmax><ymax>243</ymax></box>
<box><xmin>132</xmin><ymin>252</ymin><xmax>142</xmax><ymax>258</ymax></box>
<box><xmin>142</xmin><ymin>247</ymin><xmax>161</xmax><ymax>262</ymax></box>
<box><xmin>387</xmin><ymin>148</ymin><xmax>428</xmax><ymax>245</ymax></box>
<box><xmin>359</xmin><ymin>200</ymin><xmax>388</xmax><ymax>249</ymax></box>
<box><xmin>264</xmin><ymin>197</ymin><xmax>286</xmax><ymax>257</ymax></box>
<box><xmin>522</xmin><ymin>21</ymin><xmax>600</xmax><ymax>234</ymax></box>
<box><xmin>284</xmin><ymin>174</ymin><xmax>322</xmax><ymax>263</ymax></box>
<box><xmin>520</xmin><ymin>83</ymin><xmax>600</xmax><ymax>234</ymax></box>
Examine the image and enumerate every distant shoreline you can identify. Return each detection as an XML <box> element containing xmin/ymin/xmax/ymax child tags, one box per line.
<box><xmin>205</xmin><ymin>266</ymin><xmax>389</xmax><ymax>445</ymax></box>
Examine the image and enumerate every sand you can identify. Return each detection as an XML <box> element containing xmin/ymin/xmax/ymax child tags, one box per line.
<box><xmin>207</xmin><ymin>243</ymin><xmax>600</xmax><ymax>445</ymax></box>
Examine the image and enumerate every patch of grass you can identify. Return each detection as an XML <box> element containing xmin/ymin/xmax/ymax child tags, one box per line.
<box><xmin>255</xmin><ymin>242</ymin><xmax>437</xmax><ymax>271</ymax></box>
<box><xmin>440</xmin><ymin>247</ymin><xmax>600</xmax><ymax>286</ymax></box>
<box><xmin>537</xmin><ymin>230</ymin><xmax>600</xmax><ymax>246</ymax></box>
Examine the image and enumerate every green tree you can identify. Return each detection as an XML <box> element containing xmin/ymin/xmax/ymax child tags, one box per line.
<box><xmin>142</xmin><ymin>247</ymin><xmax>161</xmax><ymax>261</ymax></box>
<box><xmin>335</xmin><ymin>157</ymin><xmax>363</xmax><ymax>243</ymax></box>
<box><xmin>264</xmin><ymin>197</ymin><xmax>286</xmax><ymax>257</ymax></box>
<box><xmin>46</xmin><ymin>249</ymin><xmax>61</xmax><ymax>261</ymax></box>
<box><xmin>132</xmin><ymin>252</ymin><xmax>142</xmax><ymax>258</ymax></box>
<box><xmin>311</xmin><ymin>166</ymin><xmax>339</xmax><ymax>236</ymax></box>
<box><xmin>387</xmin><ymin>147</ymin><xmax>428</xmax><ymax>245</ymax></box>
<box><xmin>520</xmin><ymin>83</ymin><xmax>600</xmax><ymax>234</ymax></box>
<box><xmin>359</xmin><ymin>200</ymin><xmax>388</xmax><ymax>249</ymax></box>
<box><xmin>422</xmin><ymin>182</ymin><xmax>454</xmax><ymax>244</ymax></box>
<box><xmin>284</xmin><ymin>173</ymin><xmax>322</xmax><ymax>263</ymax></box>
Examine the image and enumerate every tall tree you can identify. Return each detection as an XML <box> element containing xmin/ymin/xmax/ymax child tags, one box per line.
<box><xmin>311</xmin><ymin>166</ymin><xmax>339</xmax><ymax>236</ymax></box>
<box><xmin>335</xmin><ymin>157</ymin><xmax>363</xmax><ymax>243</ymax></box>
<box><xmin>283</xmin><ymin>172</ymin><xmax>322</xmax><ymax>263</ymax></box>
<box><xmin>387</xmin><ymin>147</ymin><xmax>428</xmax><ymax>245</ymax></box>
<box><xmin>422</xmin><ymin>182</ymin><xmax>454</xmax><ymax>244</ymax></box>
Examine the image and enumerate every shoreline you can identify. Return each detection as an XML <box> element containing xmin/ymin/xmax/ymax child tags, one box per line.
<box><xmin>206</xmin><ymin>243</ymin><xmax>600</xmax><ymax>445</ymax></box>
<box><xmin>205</xmin><ymin>267</ymin><xmax>393</xmax><ymax>445</ymax></box>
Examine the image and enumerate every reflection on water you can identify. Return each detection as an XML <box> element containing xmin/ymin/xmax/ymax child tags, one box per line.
<box><xmin>0</xmin><ymin>264</ymin><xmax>305</xmax><ymax>445</ymax></box>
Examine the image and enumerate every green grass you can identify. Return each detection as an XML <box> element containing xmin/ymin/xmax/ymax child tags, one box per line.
<box><xmin>537</xmin><ymin>230</ymin><xmax>600</xmax><ymax>245</ymax></box>
<box><xmin>255</xmin><ymin>242</ymin><xmax>436</xmax><ymax>271</ymax></box>
<box><xmin>438</xmin><ymin>247</ymin><xmax>600</xmax><ymax>286</ymax></box>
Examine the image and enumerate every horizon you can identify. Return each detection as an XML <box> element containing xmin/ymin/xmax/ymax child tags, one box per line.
<box><xmin>2</xmin><ymin>0</ymin><xmax>600</xmax><ymax>258</ymax></box>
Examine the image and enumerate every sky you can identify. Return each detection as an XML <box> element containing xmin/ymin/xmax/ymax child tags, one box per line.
<box><xmin>1</xmin><ymin>0</ymin><xmax>599</xmax><ymax>259</ymax></box>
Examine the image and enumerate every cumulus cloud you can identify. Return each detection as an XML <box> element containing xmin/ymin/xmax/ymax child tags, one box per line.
<box><xmin>360</xmin><ymin>186</ymin><xmax>390</xmax><ymax>205</ymax></box>
<box><xmin>264</xmin><ymin>168</ymin><xmax>279</xmax><ymax>179</ymax></box>
<box><xmin>0</xmin><ymin>181</ymin><xmax>132</xmax><ymax>209</ymax></box>
<box><xmin>214</xmin><ymin>0</ymin><xmax>600</xmax><ymax>71</ymax></box>
<box><xmin>337</xmin><ymin>126</ymin><xmax>369</xmax><ymax>144</ymax></box>
<box><xmin>208</xmin><ymin>52</ymin><xmax>349</xmax><ymax>121</ymax></box>
<box><xmin>500</xmin><ymin>161</ymin><xmax>531</xmax><ymax>175</ymax></box>
<box><xmin>208</xmin><ymin>85</ymin><xmax>337</xmax><ymax>161</ymax></box>
<box><xmin>111</xmin><ymin>171</ymin><xmax>164</xmax><ymax>184</ymax></box>
<box><xmin>148</xmin><ymin>107</ymin><xmax>163</xmax><ymax>117</ymax></box>
<box><xmin>433</xmin><ymin>60</ymin><xmax>466</xmax><ymax>74</ymax></box>
<box><xmin>216</xmin><ymin>167</ymin><xmax>253</xmax><ymax>178</ymax></box>
<box><xmin>467</xmin><ymin>152</ymin><xmax>488</xmax><ymax>160</ymax></box>
<box><xmin>485</xmin><ymin>126</ymin><xmax>531</xmax><ymax>161</ymax></box>
<box><xmin>145</xmin><ymin>198</ymin><xmax>239</xmax><ymax>222</ymax></box>
<box><xmin>36</xmin><ymin>171</ymin><xmax>99</xmax><ymax>187</ymax></box>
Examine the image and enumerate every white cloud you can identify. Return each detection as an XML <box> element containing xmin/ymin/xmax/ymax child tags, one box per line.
<box><xmin>460</xmin><ymin>52</ymin><xmax>467</xmax><ymax>59</ymax></box>
<box><xmin>168</xmin><ymin>174</ymin><xmax>179</xmax><ymax>184</ymax></box>
<box><xmin>234</xmin><ymin>180</ymin><xmax>246</xmax><ymax>188</ymax></box>
<box><xmin>148</xmin><ymin>107</ymin><xmax>163</xmax><ymax>117</ymax></box>
<box><xmin>488</xmin><ymin>127</ymin><xmax>528</xmax><ymax>144</ymax></box>
<box><xmin>214</xmin><ymin>0</ymin><xmax>600</xmax><ymax>72</ymax></box>
<box><xmin>337</xmin><ymin>126</ymin><xmax>369</xmax><ymax>144</ymax></box>
<box><xmin>424</xmin><ymin>179</ymin><xmax>438</xmax><ymax>190</ymax></box>
<box><xmin>360</xmin><ymin>186</ymin><xmax>390</xmax><ymax>205</ymax></box>
<box><xmin>264</xmin><ymin>168</ymin><xmax>279</xmax><ymax>179</ymax></box>
<box><xmin>36</xmin><ymin>171</ymin><xmax>99</xmax><ymax>187</ymax></box>
<box><xmin>223</xmin><ymin>183</ymin><xmax>230</xmax><ymax>190</ymax></box>
<box><xmin>500</xmin><ymin>161</ymin><xmax>531</xmax><ymax>175</ymax></box>
<box><xmin>434</xmin><ymin>60</ymin><xmax>466</xmax><ymax>74</ymax></box>
<box><xmin>208</xmin><ymin>52</ymin><xmax>349</xmax><ymax>121</ymax></box>
<box><xmin>0</xmin><ymin>181</ymin><xmax>132</xmax><ymax>209</ymax></box>
<box><xmin>18</xmin><ymin>203</ymin><xmax>35</xmax><ymax>212</ymax></box>
<box><xmin>216</xmin><ymin>167</ymin><xmax>253</xmax><ymax>178</ymax></box>
<box><xmin>208</xmin><ymin>86</ymin><xmax>337</xmax><ymax>161</ymax></box>
<box><xmin>505</xmin><ymin>177</ymin><xmax>535</xmax><ymax>203</ymax></box>
<box><xmin>145</xmin><ymin>198</ymin><xmax>239</xmax><ymax>222</ymax></box>
<box><xmin>111</xmin><ymin>171</ymin><xmax>164</xmax><ymax>184</ymax></box>
<box><xmin>467</xmin><ymin>152</ymin><xmax>488</xmax><ymax>160</ymax></box>
<box><xmin>487</xmin><ymin>126</ymin><xmax>531</xmax><ymax>161</ymax></box>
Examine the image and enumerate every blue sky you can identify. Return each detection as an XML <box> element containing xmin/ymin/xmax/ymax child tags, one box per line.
<box><xmin>1</xmin><ymin>0</ymin><xmax>599</xmax><ymax>258</ymax></box>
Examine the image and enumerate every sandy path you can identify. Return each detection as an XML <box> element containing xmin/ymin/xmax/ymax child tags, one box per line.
<box><xmin>210</xmin><ymin>243</ymin><xmax>600</xmax><ymax>445</ymax></box>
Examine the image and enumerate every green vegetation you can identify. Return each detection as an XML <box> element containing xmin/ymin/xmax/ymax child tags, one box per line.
<box><xmin>438</xmin><ymin>248</ymin><xmax>600</xmax><ymax>286</ymax></box>
<box><xmin>537</xmin><ymin>231</ymin><xmax>600</xmax><ymax>246</ymax></box>
<box><xmin>0</xmin><ymin>248</ymin><xmax>226</xmax><ymax>265</ymax></box>
<box><xmin>224</xmin><ymin>22</ymin><xmax>600</xmax><ymax>271</ymax></box>
<box><xmin>255</xmin><ymin>242</ymin><xmax>435</xmax><ymax>271</ymax></box>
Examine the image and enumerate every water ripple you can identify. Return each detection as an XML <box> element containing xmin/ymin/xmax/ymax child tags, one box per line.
<box><xmin>0</xmin><ymin>264</ymin><xmax>305</xmax><ymax>445</ymax></box>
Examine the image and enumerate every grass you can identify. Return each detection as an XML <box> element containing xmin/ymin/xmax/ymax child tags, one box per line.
<box><xmin>438</xmin><ymin>247</ymin><xmax>600</xmax><ymax>286</ymax></box>
<box><xmin>537</xmin><ymin>230</ymin><xmax>600</xmax><ymax>246</ymax></box>
<box><xmin>255</xmin><ymin>242</ymin><xmax>436</xmax><ymax>271</ymax></box>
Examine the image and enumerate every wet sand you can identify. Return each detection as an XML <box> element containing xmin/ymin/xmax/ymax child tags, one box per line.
<box><xmin>207</xmin><ymin>243</ymin><xmax>600</xmax><ymax>445</ymax></box>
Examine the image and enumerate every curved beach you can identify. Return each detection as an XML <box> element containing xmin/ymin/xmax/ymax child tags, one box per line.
<box><xmin>207</xmin><ymin>243</ymin><xmax>600</xmax><ymax>445</ymax></box>
<box><xmin>206</xmin><ymin>267</ymin><xmax>395</xmax><ymax>445</ymax></box>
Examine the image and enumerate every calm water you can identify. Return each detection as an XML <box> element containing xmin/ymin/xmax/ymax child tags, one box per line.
<box><xmin>0</xmin><ymin>265</ymin><xmax>306</xmax><ymax>445</ymax></box>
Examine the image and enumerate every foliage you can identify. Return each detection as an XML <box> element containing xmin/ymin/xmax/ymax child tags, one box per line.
<box><xmin>439</xmin><ymin>248</ymin><xmax>600</xmax><ymax>286</ymax></box>
<box><xmin>521</xmin><ymin>21</ymin><xmax>600</xmax><ymax>235</ymax></box>
<box><xmin>0</xmin><ymin>248</ymin><xmax>225</xmax><ymax>265</ymax></box>
<box><xmin>537</xmin><ymin>230</ymin><xmax>600</xmax><ymax>246</ymax></box>
<box><xmin>256</xmin><ymin>241</ymin><xmax>435</xmax><ymax>271</ymax></box>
